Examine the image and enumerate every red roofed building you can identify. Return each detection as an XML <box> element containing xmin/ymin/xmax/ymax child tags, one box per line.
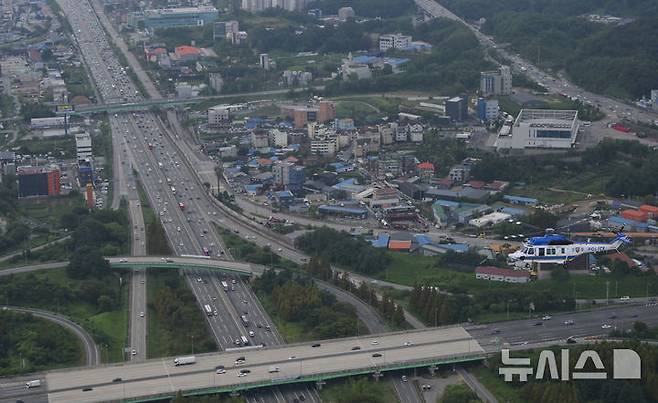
<box><xmin>388</xmin><ymin>240</ymin><xmax>412</xmax><ymax>251</ymax></box>
<box><xmin>145</xmin><ymin>47</ymin><xmax>167</xmax><ymax>62</ymax></box>
<box><xmin>257</xmin><ymin>158</ymin><xmax>273</xmax><ymax>167</ymax></box>
<box><xmin>285</xmin><ymin>156</ymin><xmax>299</xmax><ymax>163</ymax></box>
<box><xmin>175</xmin><ymin>45</ymin><xmax>201</xmax><ymax>61</ymax></box>
<box><xmin>640</xmin><ymin>204</ymin><xmax>658</xmax><ymax>219</ymax></box>
<box><xmin>417</xmin><ymin>161</ymin><xmax>435</xmax><ymax>181</ymax></box>
<box><xmin>475</xmin><ymin>266</ymin><xmax>530</xmax><ymax>283</ymax></box>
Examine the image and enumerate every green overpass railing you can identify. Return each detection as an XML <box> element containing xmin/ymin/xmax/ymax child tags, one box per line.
<box><xmin>122</xmin><ymin>353</ymin><xmax>486</xmax><ymax>402</ymax></box>
<box><xmin>109</xmin><ymin>262</ymin><xmax>254</xmax><ymax>277</ymax></box>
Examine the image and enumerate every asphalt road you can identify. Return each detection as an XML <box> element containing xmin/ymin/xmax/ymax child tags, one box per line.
<box><xmin>39</xmin><ymin>327</ymin><xmax>479</xmax><ymax>403</ymax></box>
<box><xmin>466</xmin><ymin>303</ymin><xmax>658</xmax><ymax>352</ymax></box>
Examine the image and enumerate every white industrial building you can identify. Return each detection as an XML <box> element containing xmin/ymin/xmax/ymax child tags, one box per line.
<box><xmin>494</xmin><ymin>109</ymin><xmax>580</xmax><ymax>150</ymax></box>
<box><xmin>75</xmin><ymin>132</ymin><xmax>92</xmax><ymax>161</ymax></box>
<box><xmin>469</xmin><ymin>212</ymin><xmax>511</xmax><ymax>228</ymax></box>
<box><xmin>379</xmin><ymin>33</ymin><xmax>412</xmax><ymax>52</ymax></box>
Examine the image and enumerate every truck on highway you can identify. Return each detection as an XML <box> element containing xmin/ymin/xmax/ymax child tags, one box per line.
<box><xmin>241</xmin><ymin>336</ymin><xmax>249</xmax><ymax>346</ymax></box>
<box><xmin>221</xmin><ymin>281</ymin><xmax>229</xmax><ymax>291</ymax></box>
<box><xmin>204</xmin><ymin>304</ymin><xmax>213</xmax><ymax>317</ymax></box>
<box><xmin>241</xmin><ymin>314</ymin><xmax>249</xmax><ymax>327</ymax></box>
<box><xmin>173</xmin><ymin>356</ymin><xmax>196</xmax><ymax>366</ymax></box>
<box><xmin>25</xmin><ymin>380</ymin><xmax>41</xmax><ymax>389</ymax></box>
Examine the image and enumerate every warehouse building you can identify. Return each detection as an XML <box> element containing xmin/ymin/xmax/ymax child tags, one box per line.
<box><xmin>495</xmin><ymin>109</ymin><xmax>580</xmax><ymax>150</ymax></box>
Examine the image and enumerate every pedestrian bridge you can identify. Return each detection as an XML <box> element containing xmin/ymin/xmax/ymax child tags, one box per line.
<box><xmin>108</xmin><ymin>256</ymin><xmax>267</xmax><ymax>277</ymax></box>
<box><xmin>41</xmin><ymin>327</ymin><xmax>485</xmax><ymax>403</ymax></box>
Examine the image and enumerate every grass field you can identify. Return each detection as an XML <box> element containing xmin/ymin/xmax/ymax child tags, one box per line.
<box><xmin>377</xmin><ymin>251</ymin><xmax>658</xmax><ymax>301</ymax></box>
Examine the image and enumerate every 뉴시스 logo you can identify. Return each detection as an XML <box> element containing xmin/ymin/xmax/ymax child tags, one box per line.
<box><xmin>499</xmin><ymin>348</ymin><xmax>641</xmax><ymax>382</ymax></box>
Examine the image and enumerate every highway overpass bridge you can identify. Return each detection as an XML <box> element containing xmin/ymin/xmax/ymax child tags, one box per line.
<box><xmin>32</xmin><ymin>327</ymin><xmax>484</xmax><ymax>403</ymax></box>
<box><xmin>107</xmin><ymin>256</ymin><xmax>268</xmax><ymax>277</ymax></box>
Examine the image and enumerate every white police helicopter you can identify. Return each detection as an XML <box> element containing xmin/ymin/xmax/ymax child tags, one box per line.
<box><xmin>507</xmin><ymin>228</ymin><xmax>632</xmax><ymax>268</ymax></box>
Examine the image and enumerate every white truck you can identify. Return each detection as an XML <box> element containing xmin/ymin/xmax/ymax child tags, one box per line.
<box><xmin>25</xmin><ymin>380</ymin><xmax>41</xmax><ymax>389</ymax></box>
<box><xmin>173</xmin><ymin>356</ymin><xmax>196</xmax><ymax>366</ymax></box>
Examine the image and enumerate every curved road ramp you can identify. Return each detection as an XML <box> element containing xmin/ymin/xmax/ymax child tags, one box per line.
<box><xmin>3</xmin><ymin>327</ymin><xmax>484</xmax><ymax>403</ymax></box>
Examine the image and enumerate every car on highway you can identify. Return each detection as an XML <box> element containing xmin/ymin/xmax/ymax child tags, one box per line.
<box><xmin>563</xmin><ymin>320</ymin><xmax>574</xmax><ymax>326</ymax></box>
<box><xmin>234</xmin><ymin>357</ymin><xmax>245</xmax><ymax>365</ymax></box>
<box><xmin>601</xmin><ymin>324</ymin><xmax>613</xmax><ymax>329</ymax></box>
<box><xmin>533</xmin><ymin>322</ymin><xmax>543</xmax><ymax>326</ymax></box>
<box><xmin>311</xmin><ymin>343</ymin><xmax>321</xmax><ymax>348</ymax></box>
<box><xmin>139</xmin><ymin>312</ymin><xmax>144</xmax><ymax>317</ymax></box>
<box><xmin>371</xmin><ymin>340</ymin><xmax>379</xmax><ymax>345</ymax></box>
<box><xmin>215</xmin><ymin>365</ymin><xmax>226</xmax><ymax>374</ymax></box>
<box><xmin>248</xmin><ymin>331</ymin><xmax>255</xmax><ymax>337</ymax></box>
<box><xmin>401</xmin><ymin>375</ymin><xmax>408</xmax><ymax>382</ymax></box>
<box><xmin>542</xmin><ymin>315</ymin><xmax>552</xmax><ymax>320</ymax></box>
<box><xmin>403</xmin><ymin>341</ymin><xmax>413</xmax><ymax>346</ymax></box>
<box><xmin>351</xmin><ymin>346</ymin><xmax>361</xmax><ymax>351</ymax></box>
<box><xmin>372</xmin><ymin>353</ymin><xmax>382</xmax><ymax>358</ymax></box>
<box><xmin>131</xmin><ymin>349</ymin><xmax>136</xmax><ymax>356</ymax></box>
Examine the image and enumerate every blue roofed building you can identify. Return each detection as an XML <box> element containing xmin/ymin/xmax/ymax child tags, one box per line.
<box><xmin>503</xmin><ymin>195</ymin><xmax>538</xmax><ymax>206</ymax></box>
<box><xmin>607</xmin><ymin>215</ymin><xmax>648</xmax><ymax>232</ymax></box>
<box><xmin>274</xmin><ymin>190</ymin><xmax>295</xmax><ymax>207</ymax></box>
<box><xmin>244</xmin><ymin>184</ymin><xmax>264</xmax><ymax>196</ymax></box>
<box><xmin>371</xmin><ymin>233</ymin><xmax>390</xmax><ymax>248</ymax></box>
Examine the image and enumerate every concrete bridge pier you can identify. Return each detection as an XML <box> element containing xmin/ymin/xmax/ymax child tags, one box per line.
<box><xmin>315</xmin><ymin>379</ymin><xmax>326</xmax><ymax>390</ymax></box>
<box><xmin>428</xmin><ymin>364</ymin><xmax>439</xmax><ymax>376</ymax></box>
<box><xmin>372</xmin><ymin>371</ymin><xmax>383</xmax><ymax>382</ymax></box>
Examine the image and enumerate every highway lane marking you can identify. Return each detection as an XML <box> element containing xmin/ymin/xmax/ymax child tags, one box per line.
<box><xmin>160</xmin><ymin>359</ymin><xmax>175</xmax><ymax>392</ymax></box>
<box><xmin>33</xmin><ymin>336</ymin><xmax>479</xmax><ymax>398</ymax></box>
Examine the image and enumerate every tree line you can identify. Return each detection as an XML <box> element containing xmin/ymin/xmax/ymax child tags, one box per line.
<box><xmin>305</xmin><ymin>256</ymin><xmax>407</xmax><ymax>328</ymax></box>
<box><xmin>0</xmin><ymin>310</ymin><xmax>82</xmax><ymax>375</ymax></box>
<box><xmin>253</xmin><ymin>269</ymin><xmax>362</xmax><ymax>340</ymax></box>
<box><xmin>438</xmin><ymin>0</ymin><xmax>658</xmax><ymax>99</ymax></box>
<box><xmin>471</xmin><ymin>139</ymin><xmax>658</xmax><ymax>199</ymax></box>
<box><xmin>149</xmin><ymin>271</ymin><xmax>217</xmax><ymax>356</ymax></box>
<box><xmin>295</xmin><ymin>227</ymin><xmax>390</xmax><ymax>274</ymax></box>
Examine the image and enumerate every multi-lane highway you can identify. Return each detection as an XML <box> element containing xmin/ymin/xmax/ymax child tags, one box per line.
<box><xmin>39</xmin><ymin>327</ymin><xmax>481</xmax><ymax>403</ymax></box>
<box><xmin>56</xmin><ymin>4</ymin><xmax>318</xmax><ymax>402</ymax></box>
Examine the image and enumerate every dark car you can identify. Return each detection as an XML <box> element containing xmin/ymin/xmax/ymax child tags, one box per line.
<box><xmin>351</xmin><ymin>346</ymin><xmax>361</xmax><ymax>351</ymax></box>
<box><xmin>239</xmin><ymin>369</ymin><xmax>251</xmax><ymax>374</ymax></box>
<box><xmin>534</xmin><ymin>322</ymin><xmax>543</xmax><ymax>326</ymax></box>
<box><xmin>82</xmin><ymin>388</ymin><xmax>93</xmax><ymax>392</ymax></box>
<box><xmin>311</xmin><ymin>343</ymin><xmax>321</xmax><ymax>348</ymax></box>
<box><xmin>372</xmin><ymin>353</ymin><xmax>382</xmax><ymax>358</ymax></box>
<box><xmin>566</xmin><ymin>337</ymin><xmax>577</xmax><ymax>344</ymax></box>
<box><xmin>490</xmin><ymin>329</ymin><xmax>500</xmax><ymax>334</ymax></box>
<box><xmin>112</xmin><ymin>378</ymin><xmax>122</xmax><ymax>382</ymax></box>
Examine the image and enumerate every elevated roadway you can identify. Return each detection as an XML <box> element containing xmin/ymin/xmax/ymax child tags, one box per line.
<box><xmin>41</xmin><ymin>327</ymin><xmax>483</xmax><ymax>403</ymax></box>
